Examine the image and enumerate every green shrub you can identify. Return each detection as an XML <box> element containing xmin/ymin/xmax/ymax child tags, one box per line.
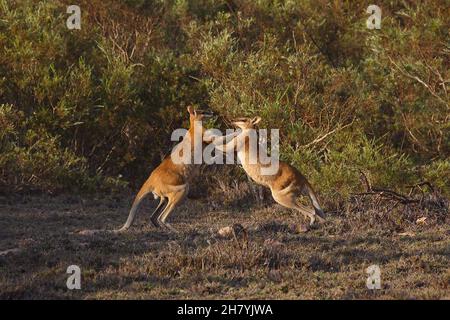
<box><xmin>0</xmin><ymin>0</ymin><xmax>448</xmax><ymax>201</ymax></box>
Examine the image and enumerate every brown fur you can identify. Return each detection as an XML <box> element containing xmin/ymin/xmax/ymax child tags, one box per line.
<box><xmin>229</xmin><ymin>117</ymin><xmax>325</xmax><ymax>226</ymax></box>
<box><xmin>117</xmin><ymin>106</ymin><xmax>210</xmax><ymax>232</ymax></box>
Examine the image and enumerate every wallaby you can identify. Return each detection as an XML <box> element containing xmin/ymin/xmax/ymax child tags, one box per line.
<box><xmin>117</xmin><ymin>106</ymin><xmax>220</xmax><ymax>232</ymax></box>
<box><xmin>218</xmin><ymin>116</ymin><xmax>325</xmax><ymax>226</ymax></box>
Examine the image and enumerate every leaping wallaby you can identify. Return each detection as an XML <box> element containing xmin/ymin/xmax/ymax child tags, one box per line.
<box><xmin>218</xmin><ymin>116</ymin><xmax>325</xmax><ymax>226</ymax></box>
<box><xmin>117</xmin><ymin>106</ymin><xmax>221</xmax><ymax>233</ymax></box>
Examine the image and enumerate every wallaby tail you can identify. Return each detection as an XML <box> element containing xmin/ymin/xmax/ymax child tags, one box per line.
<box><xmin>117</xmin><ymin>183</ymin><xmax>152</xmax><ymax>232</ymax></box>
<box><xmin>305</xmin><ymin>183</ymin><xmax>326</xmax><ymax>222</ymax></box>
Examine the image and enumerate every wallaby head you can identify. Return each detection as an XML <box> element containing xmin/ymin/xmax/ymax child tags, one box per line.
<box><xmin>231</xmin><ymin>116</ymin><xmax>261</xmax><ymax>130</ymax></box>
<box><xmin>187</xmin><ymin>105</ymin><xmax>214</xmax><ymax>122</ymax></box>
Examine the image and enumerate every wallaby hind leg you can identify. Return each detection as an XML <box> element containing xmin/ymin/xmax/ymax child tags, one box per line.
<box><xmin>302</xmin><ymin>183</ymin><xmax>325</xmax><ymax>222</ymax></box>
<box><xmin>272</xmin><ymin>190</ymin><xmax>316</xmax><ymax>226</ymax></box>
<box><xmin>150</xmin><ymin>197</ymin><xmax>166</xmax><ymax>228</ymax></box>
<box><xmin>294</xmin><ymin>200</ymin><xmax>318</xmax><ymax>226</ymax></box>
<box><xmin>157</xmin><ymin>188</ymin><xmax>187</xmax><ymax>233</ymax></box>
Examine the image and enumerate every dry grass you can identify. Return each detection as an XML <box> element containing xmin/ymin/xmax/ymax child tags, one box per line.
<box><xmin>0</xmin><ymin>193</ymin><xmax>449</xmax><ymax>300</ymax></box>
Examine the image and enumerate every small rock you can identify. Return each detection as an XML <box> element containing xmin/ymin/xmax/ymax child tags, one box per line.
<box><xmin>217</xmin><ymin>224</ymin><xmax>247</xmax><ymax>241</ymax></box>
<box><xmin>416</xmin><ymin>217</ymin><xmax>427</xmax><ymax>225</ymax></box>
<box><xmin>218</xmin><ymin>226</ymin><xmax>234</xmax><ymax>238</ymax></box>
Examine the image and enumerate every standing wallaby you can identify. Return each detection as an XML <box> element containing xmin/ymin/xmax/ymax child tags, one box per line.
<box><xmin>218</xmin><ymin>116</ymin><xmax>325</xmax><ymax>226</ymax></box>
<box><xmin>117</xmin><ymin>106</ymin><xmax>216</xmax><ymax>232</ymax></box>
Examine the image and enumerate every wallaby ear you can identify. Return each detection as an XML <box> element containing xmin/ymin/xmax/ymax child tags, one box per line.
<box><xmin>187</xmin><ymin>105</ymin><xmax>194</xmax><ymax>115</ymax></box>
<box><xmin>252</xmin><ymin>116</ymin><xmax>262</xmax><ymax>125</ymax></box>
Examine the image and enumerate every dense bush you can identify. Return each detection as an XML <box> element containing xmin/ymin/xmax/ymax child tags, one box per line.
<box><xmin>0</xmin><ymin>0</ymin><xmax>448</xmax><ymax>203</ymax></box>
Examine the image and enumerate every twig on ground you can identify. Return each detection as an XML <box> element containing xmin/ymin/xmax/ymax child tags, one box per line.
<box><xmin>352</xmin><ymin>169</ymin><xmax>420</xmax><ymax>204</ymax></box>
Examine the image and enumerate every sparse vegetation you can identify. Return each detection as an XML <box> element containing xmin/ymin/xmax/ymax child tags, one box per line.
<box><xmin>0</xmin><ymin>195</ymin><xmax>448</xmax><ymax>299</ymax></box>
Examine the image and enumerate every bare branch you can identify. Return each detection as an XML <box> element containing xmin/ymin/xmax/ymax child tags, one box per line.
<box><xmin>387</xmin><ymin>55</ymin><xmax>449</xmax><ymax>108</ymax></box>
<box><xmin>301</xmin><ymin>121</ymin><xmax>353</xmax><ymax>148</ymax></box>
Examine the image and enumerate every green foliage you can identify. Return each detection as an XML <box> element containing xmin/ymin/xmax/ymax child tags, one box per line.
<box><xmin>0</xmin><ymin>0</ymin><xmax>448</xmax><ymax>199</ymax></box>
<box><xmin>0</xmin><ymin>103</ymin><xmax>125</xmax><ymax>193</ymax></box>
